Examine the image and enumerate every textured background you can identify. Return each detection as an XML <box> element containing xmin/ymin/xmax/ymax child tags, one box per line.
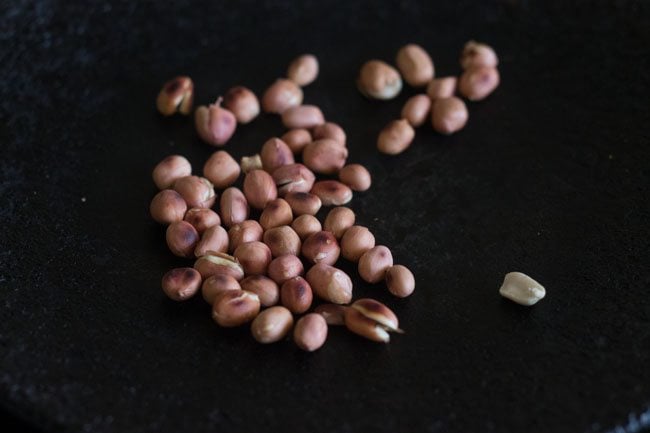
<box><xmin>1</xmin><ymin>1</ymin><xmax>650</xmax><ymax>432</ymax></box>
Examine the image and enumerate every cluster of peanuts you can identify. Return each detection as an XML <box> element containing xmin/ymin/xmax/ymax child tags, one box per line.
<box><xmin>151</xmin><ymin>54</ymin><xmax>415</xmax><ymax>351</ymax></box>
<box><xmin>355</xmin><ymin>41</ymin><xmax>500</xmax><ymax>155</ymax></box>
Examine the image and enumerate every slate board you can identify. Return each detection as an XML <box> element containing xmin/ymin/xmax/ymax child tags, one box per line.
<box><xmin>1</xmin><ymin>1</ymin><xmax>650</xmax><ymax>432</ymax></box>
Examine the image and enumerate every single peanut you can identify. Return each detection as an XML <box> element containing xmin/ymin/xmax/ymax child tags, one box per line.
<box><xmin>184</xmin><ymin>208</ymin><xmax>221</xmax><ymax>234</ymax></box>
<box><xmin>426</xmin><ymin>77</ymin><xmax>457</xmax><ymax>100</ymax></box>
<box><xmin>357</xmin><ymin>60</ymin><xmax>402</xmax><ymax>100</ymax></box>
<box><xmin>240</xmin><ymin>154</ymin><xmax>263</xmax><ymax>173</ymax></box>
<box><xmin>312</xmin><ymin>122</ymin><xmax>346</xmax><ymax>147</ymax></box>
<box><xmin>202</xmin><ymin>274</ymin><xmax>241</xmax><ymax>304</ymax></box>
<box><xmin>314</xmin><ymin>304</ymin><xmax>348</xmax><ymax>326</ymax></box>
<box><xmin>223</xmin><ymin>86</ymin><xmax>260</xmax><ymax>124</ymax></box>
<box><xmin>240</xmin><ymin>275</ymin><xmax>280</xmax><ymax>307</ymax></box>
<box><xmin>431</xmin><ymin>97</ymin><xmax>468</xmax><ymax>135</ymax></box>
<box><xmin>267</xmin><ymin>254</ymin><xmax>304</xmax><ymax>285</ymax></box>
<box><xmin>401</xmin><ymin>94</ymin><xmax>432</xmax><ymax>127</ymax></box>
<box><xmin>219</xmin><ymin>187</ymin><xmax>249</xmax><ymax>228</ymax></box>
<box><xmin>228</xmin><ymin>220</ymin><xmax>263</xmax><ymax>252</ymax></box>
<box><xmin>310</xmin><ymin>181</ymin><xmax>352</xmax><ymax>206</ymax></box>
<box><xmin>195</xmin><ymin>98</ymin><xmax>237</xmax><ymax>146</ymax></box>
<box><xmin>302</xmin><ymin>231</ymin><xmax>340</xmax><ymax>266</ymax></box>
<box><xmin>395</xmin><ymin>44</ymin><xmax>434</xmax><ymax>87</ymax></box>
<box><xmin>173</xmin><ymin>176</ymin><xmax>216</xmax><ymax>209</ymax></box>
<box><xmin>287</xmin><ymin>54</ymin><xmax>319</xmax><ymax>87</ymax></box>
<box><xmin>272</xmin><ymin>163</ymin><xmax>316</xmax><ymax>196</ymax></box>
<box><xmin>281</xmin><ymin>129</ymin><xmax>312</xmax><ymax>154</ymax></box>
<box><xmin>280</xmin><ymin>276</ymin><xmax>313</xmax><ymax>314</ymax></box>
<box><xmin>306</xmin><ymin>263</ymin><xmax>353</xmax><ymax>304</ymax></box>
<box><xmin>263</xmin><ymin>225</ymin><xmax>302</xmax><ymax>257</ymax></box>
<box><xmin>259</xmin><ymin>198</ymin><xmax>293</xmax><ymax>230</ymax></box>
<box><xmin>338</xmin><ymin>164</ymin><xmax>371</xmax><ymax>192</ymax></box>
<box><xmin>212</xmin><ymin>290</ymin><xmax>260</xmax><ymax>327</ymax></box>
<box><xmin>281</xmin><ymin>105</ymin><xmax>325</xmax><ymax>129</ymax></box>
<box><xmin>377</xmin><ymin>119</ymin><xmax>415</xmax><ymax>155</ymax></box>
<box><xmin>323</xmin><ymin>207</ymin><xmax>356</xmax><ymax>240</ymax></box>
<box><xmin>460</xmin><ymin>40</ymin><xmax>499</xmax><ymax>70</ymax></box>
<box><xmin>156</xmin><ymin>76</ymin><xmax>193</xmax><ymax>116</ymax></box>
<box><xmin>166</xmin><ymin>221</ymin><xmax>200</xmax><ymax>258</ymax></box>
<box><xmin>194</xmin><ymin>252</ymin><xmax>245</xmax><ymax>280</ymax></box>
<box><xmin>291</xmin><ymin>214</ymin><xmax>322</xmax><ymax>240</ymax></box>
<box><xmin>243</xmin><ymin>169</ymin><xmax>277</xmax><ymax>209</ymax></box>
<box><xmin>458</xmin><ymin>66</ymin><xmax>500</xmax><ymax>101</ymax></box>
<box><xmin>150</xmin><ymin>190</ymin><xmax>187</xmax><ymax>224</ymax></box>
<box><xmin>152</xmin><ymin>155</ymin><xmax>191</xmax><ymax>189</ymax></box>
<box><xmin>251</xmin><ymin>306</ymin><xmax>294</xmax><ymax>343</ymax></box>
<box><xmin>386</xmin><ymin>265</ymin><xmax>415</xmax><ymax>298</ymax></box>
<box><xmin>358</xmin><ymin>245</ymin><xmax>393</xmax><ymax>283</ymax></box>
<box><xmin>194</xmin><ymin>224</ymin><xmax>229</xmax><ymax>257</ymax></box>
<box><xmin>203</xmin><ymin>150</ymin><xmax>241</xmax><ymax>189</ymax></box>
<box><xmin>294</xmin><ymin>313</ymin><xmax>328</xmax><ymax>352</ymax></box>
<box><xmin>302</xmin><ymin>139</ymin><xmax>348</xmax><ymax>175</ymax></box>
<box><xmin>260</xmin><ymin>138</ymin><xmax>295</xmax><ymax>173</ymax></box>
<box><xmin>161</xmin><ymin>267</ymin><xmax>202</xmax><ymax>301</ymax></box>
<box><xmin>233</xmin><ymin>241</ymin><xmax>272</xmax><ymax>276</ymax></box>
<box><xmin>340</xmin><ymin>225</ymin><xmax>375</xmax><ymax>262</ymax></box>
<box><xmin>284</xmin><ymin>191</ymin><xmax>322</xmax><ymax>215</ymax></box>
<box><xmin>262</xmin><ymin>79</ymin><xmax>303</xmax><ymax>114</ymax></box>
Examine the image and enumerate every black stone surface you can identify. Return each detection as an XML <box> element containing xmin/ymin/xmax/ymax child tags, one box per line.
<box><xmin>1</xmin><ymin>1</ymin><xmax>650</xmax><ymax>432</ymax></box>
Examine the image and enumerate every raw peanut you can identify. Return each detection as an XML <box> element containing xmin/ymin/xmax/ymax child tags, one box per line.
<box><xmin>377</xmin><ymin>119</ymin><xmax>414</xmax><ymax>155</ymax></box>
<box><xmin>223</xmin><ymin>86</ymin><xmax>259</xmax><ymax>124</ymax></box>
<box><xmin>386</xmin><ymin>265</ymin><xmax>415</xmax><ymax>298</ymax></box>
<box><xmin>267</xmin><ymin>254</ymin><xmax>304</xmax><ymax>285</ymax></box>
<box><xmin>243</xmin><ymin>169</ymin><xmax>277</xmax><ymax>209</ymax></box>
<box><xmin>156</xmin><ymin>76</ymin><xmax>193</xmax><ymax>116</ymax></box>
<box><xmin>251</xmin><ymin>306</ymin><xmax>294</xmax><ymax>343</ymax></box>
<box><xmin>357</xmin><ymin>60</ymin><xmax>402</xmax><ymax>100</ymax></box>
<box><xmin>263</xmin><ymin>226</ymin><xmax>302</xmax><ymax>257</ymax></box>
<box><xmin>460</xmin><ymin>40</ymin><xmax>499</xmax><ymax>70</ymax></box>
<box><xmin>259</xmin><ymin>198</ymin><xmax>293</xmax><ymax>230</ymax></box>
<box><xmin>173</xmin><ymin>176</ymin><xmax>216</xmax><ymax>209</ymax></box>
<box><xmin>338</xmin><ymin>164</ymin><xmax>371</xmax><ymax>192</ymax></box>
<box><xmin>291</xmin><ymin>215</ymin><xmax>322</xmax><ymax>240</ymax></box>
<box><xmin>294</xmin><ymin>313</ymin><xmax>328</xmax><ymax>351</ymax></box>
<box><xmin>272</xmin><ymin>163</ymin><xmax>316</xmax><ymax>196</ymax></box>
<box><xmin>240</xmin><ymin>275</ymin><xmax>280</xmax><ymax>307</ymax></box>
<box><xmin>458</xmin><ymin>66</ymin><xmax>500</xmax><ymax>101</ymax></box>
<box><xmin>220</xmin><ymin>187</ymin><xmax>249</xmax><ymax>228</ymax></box>
<box><xmin>194</xmin><ymin>224</ymin><xmax>229</xmax><ymax>257</ymax></box>
<box><xmin>184</xmin><ymin>208</ymin><xmax>221</xmax><ymax>234</ymax></box>
<box><xmin>212</xmin><ymin>290</ymin><xmax>260</xmax><ymax>327</ymax></box>
<box><xmin>358</xmin><ymin>245</ymin><xmax>393</xmax><ymax>283</ymax></box>
<box><xmin>152</xmin><ymin>155</ymin><xmax>191</xmax><ymax>189</ymax></box>
<box><xmin>312</xmin><ymin>122</ymin><xmax>346</xmax><ymax>146</ymax></box>
<box><xmin>195</xmin><ymin>98</ymin><xmax>237</xmax><ymax>146</ymax></box>
<box><xmin>262</xmin><ymin>79</ymin><xmax>303</xmax><ymax>114</ymax></box>
<box><xmin>194</xmin><ymin>252</ymin><xmax>245</xmax><ymax>280</ymax></box>
<box><xmin>150</xmin><ymin>190</ymin><xmax>187</xmax><ymax>224</ymax></box>
<box><xmin>281</xmin><ymin>105</ymin><xmax>325</xmax><ymax>129</ymax></box>
<box><xmin>340</xmin><ymin>225</ymin><xmax>375</xmax><ymax>262</ymax></box>
<box><xmin>302</xmin><ymin>139</ymin><xmax>348</xmax><ymax>175</ymax></box>
<box><xmin>203</xmin><ymin>150</ymin><xmax>240</xmax><ymax>189</ymax></box>
<box><xmin>499</xmin><ymin>272</ymin><xmax>546</xmax><ymax>306</ymax></box>
<box><xmin>314</xmin><ymin>304</ymin><xmax>348</xmax><ymax>326</ymax></box>
<box><xmin>166</xmin><ymin>221</ymin><xmax>200</xmax><ymax>258</ymax></box>
<box><xmin>284</xmin><ymin>191</ymin><xmax>322</xmax><ymax>215</ymax></box>
<box><xmin>280</xmin><ymin>276</ymin><xmax>313</xmax><ymax>314</ymax></box>
<box><xmin>427</xmin><ymin>77</ymin><xmax>457</xmax><ymax>100</ymax></box>
<box><xmin>260</xmin><ymin>138</ymin><xmax>294</xmax><ymax>173</ymax></box>
<box><xmin>161</xmin><ymin>267</ymin><xmax>201</xmax><ymax>301</ymax></box>
<box><xmin>281</xmin><ymin>129</ymin><xmax>312</xmax><ymax>154</ymax></box>
<box><xmin>401</xmin><ymin>94</ymin><xmax>431</xmax><ymax>127</ymax></box>
<box><xmin>431</xmin><ymin>97</ymin><xmax>468</xmax><ymax>135</ymax></box>
<box><xmin>233</xmin><ymin>241</ymin><xmax>272</xmax><ymax>276</ymax></box>
<box><xmin>202</xmin><ymin>274</ymin><xmax>241</xmax><ymax>304</ymax></box>
<box><xmin>228</xmin><ymin>220</ymin><xmax>263</xmax><ymax>252</ymax></box>
<box><xmin>287</xmin><ymin>54</ymin><xmax>319</xmax><ymax>86</ymax></box>
<box><xmin>306</xmin><ymin>263</ymin><xmax>353</xmax><ymax>304</ymax></box>
<box><xmin>395</xmin><ymin>44</ymin><xmax>434</xmax><ymax>87</ymax></box>
<box><xmin>323</xmin><ymin>207</ymin><xmax>355</xmax><ymax>239</ymax></box>
<box><xmin>302</xmin><ymin>231</ymin><xmax>340</xmax><ymax>266</ymax></box>
<box><xmin>310</xmin><ymin>181</ymin><xmax>352</xmax><ymax>206</ymax></box>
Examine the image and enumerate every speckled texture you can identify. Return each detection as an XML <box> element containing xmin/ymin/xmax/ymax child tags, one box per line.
<box><xmin>1</xmin><ymin>1</ymin><xmax>650</xmax><ymax>432</ymax></box>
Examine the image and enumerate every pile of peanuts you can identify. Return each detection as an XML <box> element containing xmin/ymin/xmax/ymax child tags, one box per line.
<box><xmin>356</xmin><ymin>41</ymin><xmax>500</xmax><ymax>155</ymax></box>
<box><xmin>152</xmin><ymin>54</ymin><xmax>418</xmax><ymax>351</ymax></box>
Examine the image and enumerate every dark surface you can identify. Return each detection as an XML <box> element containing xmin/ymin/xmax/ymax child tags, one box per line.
<box><xmin>1</xmin><ymin>1</ymin><xmax>650</xmax><ymax>432</ymax></box>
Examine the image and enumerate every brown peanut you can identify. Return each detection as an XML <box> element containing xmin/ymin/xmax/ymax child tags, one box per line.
<box><xmin>243</xmin><ymin>169</ymin><xmax>277</xmax><ymax>209</ymax></box>
<box><xmin>233</xmin><ymin>241</ymin><xmax>272</xmax><ymax>276</ymax></box>
<box><xmin>323</xmin><ymin>207</ymin><xmax>355</xmax><ymax>239</ymax></box>
<box><xmin>458</xmin><ymin>66</ymin><xmax>500</xmax><ymax>101</ymax></box>
<box><xmin>357</xmin><ymin>60</ymin><xmax>402</xmax><ymax>100</ymax></box>
<box><xmin>287</xmin><ymin>54</ymin><xmax>319</xmax><ymax>86</ymax></box>
<box><xmin>401</xmin><ymin>94</ymin><xmax>432</xmax><ymax>127</ymax></box>
<box><xmin>223</xmin><ymin>86</ymin><xmax>260</xmax><ymax>124</ymax></box>
<box><xmin>156</xmin><ymin>76</ymin><xmax>194</xmax><ymax>116</ymax></box>
<box><xmin>166</xmin><ymin>221</ymin><xmax>200</xmax><ymax>258</ymax></box>
<box><xmin>203</xmin><ymin>150</ymin><xmax>241</xmax><ymax>189</ymax></box>
<box><xmin>284</xmin><ymin>191</ymin><xmax>322</xmax><ymax>215</ymax></box>
<box><xmin>460</xmin><ymin>40</ymin><xmax>499</xmax><ymax>70</ymax></box>
<box><xmin>280</xmin><ymin>276</ymin><xmax>313</xmax><ymax>314</ymax></box>
<box><xmin>310</xmin><ymin>181</ymin><xmax>352</xmax><ymax>206</ymax></box>
<box><xmin>212</xmin><ymin>290</ymin><xmax>260</xmax><ymax>327</ymax></box>
<box><xmin>281</xmin><ymin>105</ymin><xmax>325</xmax><ymax>129</ymax></box>
<box><xmin>272</xmin><ymin>163</ymin><xmax>316</xmax><ymax>196</ymax></box>
<box><xmin>263</xmin><ymin>226</ymin><xmax>302</xmax><ymax>257</ymax></box>
<box><xmin>396</xmin><ymin>44</ymin><xmax>434</xmax><ymax>87</ymax></box>
<box><xmin>184</xmin><ymin>208</ymin><xmax>221</xmax><ymax>234</ymax></box>
<box><xmin>262</xmin><ymin>79</ymin><xmax>303</xmax><ymax>114</ymax></box>
<box><xmin>377</xmin><ymin>119</ymin><xmax>415</xmax><ymax>155</ymax></box>
<box><xmin>294</xmin><ymin>313</ymin><xmax>328</xmax><ymax>352</ymax></box>
<box><xmin>228</xmin><ymin>220</ymin><xmax>263</xmax><ymax>252</ymax></box>
<box><xmin>302</xmin><ymin>231</ymin><xmax>340</xmax><ymax>266</ymax></box>
<box><xmin>150</xmin><ymin>190</ymin><xmax>187</xmax><ymax>224</ymax></box>
<box><xmin>358</xmin><ymin>245</ymin><xmax>393</xmax><ymax>283</ymax></box>
<box><xmin>340</xmin><ymin>225</ymin><xmax>375</xmax><ymax>262</ymax></box>
<box><xmin>386</xmin><ymin>265</ymin><xmax>415</xmax><ymax>298</ymax></box>
<box><xmin>259</xmin><ymin>198</ymin><xmax>293</xmax><ymax>230</ymax></box>
<box><xmin>251</xmin><ymin>306</ymin><xmax>294</xmax><ymax>343</ymax></box>
<box><xmin>260</xmin><ymin>138</ymin><xmax>295</xmax><ymax>173</ymax></box>
<box><xmin>338</xmin><ymin>164</ymin><xmax>371</xmax><ymax>192</ymax></box>
<box><xmin>240</xmin><ymin>275</ymin><xmax>280</xmax><ymax>307</ymax></box>
<box><xmin>267</xmin><ymin>254</ymin><xmax>304</xmax><ymax>285</ymax></box>
<box><xmin>161</xmin><ymin>267</ymin><xmax>202</xmax><ymax>301</ymax></box>
<box><xmin>220</xmin><ymin>187</ymin><xmax>249</xmax><ymax>228</ymax></box>
<box><xmin>426</xmin><ymin>77</ymin><xmax>457</xmax><ymax>100</ymax></box>
<box><xmin>194</xmin><ymin>252</ymin><xmax>245</xmax><ymax>280</ymax></box>
<box><xmin>152</xmin><ymin>155</ymin><xmax>192</xmax><ymax>189</ymax></box>
<box><xmin>431</xmin><ymin>97</ymin><xmax>468</xmax><ymax>135</ymax></box>
<box><xmin>281</xmin><ymin>129</ymin><xmax>312</xmax><ymax>154</ymax></box>
<box><xmin>291</xmin><ymin>214</ymin><xmax>322</xmax><ymax>240</ymax></box>
<box><xmin>173</xmin><ymin>176</ymin><xmax>216</xmax><ymax>209</ymax></box>
<box><xmin>302</xmin><ymin>139</ymin><xmax>348</xmax><ymax>175</ymax></box>
<box><xmin>306</xmin><ymin>263</ymin><xmax>353</xmax><ymax>304</ymax></box>
<box><xmin>194</xmin><ymin>224</ymin><xmax>229</xmax><ymax>257</ymax></box>
<box><xmin>202</xmin><ymin>274</ymin><xmax>241</xmax><ymax>304</ymax></box>
<box><xmin>312</xmin><ymin>122</ymin><xmax>346</xmax><ymax>147</ymax></box>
